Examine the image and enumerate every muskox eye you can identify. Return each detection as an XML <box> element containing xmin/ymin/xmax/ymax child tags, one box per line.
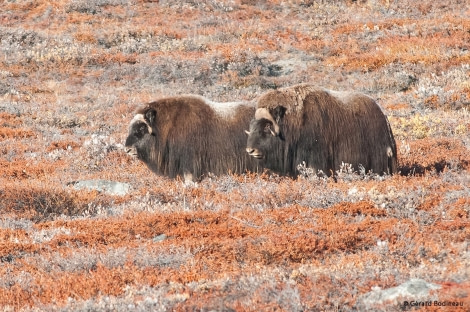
<box><xmin>134</xmin><ymin>124</ymin><xmax>148</xmax><ymax>138</ymax></box>
<box><xmin>263</xmin><ymin>123</ymin><xmax>276</xmax><ymax>136</ymax></box>
<box><xmin>264</xmin><ymin>124</ymin><xmax>272</xmax><ymax>133</ymax></box>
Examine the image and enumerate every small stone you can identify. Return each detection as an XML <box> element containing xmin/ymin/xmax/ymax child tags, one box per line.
<box><xmin>153</xmin><ymin>234</ymin><xmax>167</xmax><ymax>242</ymax></box>
<box><xmin>68</xmin><ymin>180</ymin><xmax>130</xmax><ymax>196</ymax></box>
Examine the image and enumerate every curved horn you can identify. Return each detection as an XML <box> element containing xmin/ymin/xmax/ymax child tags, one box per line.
<box><xmin>255</xmin><ymin>108</ymin><xmax>280</xmax><ymax>135</ymax></box>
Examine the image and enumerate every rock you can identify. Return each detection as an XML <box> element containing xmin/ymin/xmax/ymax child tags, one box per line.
<box><xmin>153</xmin><ymin>234</ymin><xmax>167</xmax><ymax>242</ymax></box>
<box><xmin>68</xmin><ymin>180</ymin><xmax>130</xmax><ymax>196</ymax></box>
<box><xmin>359</xmin><ymin>278</ymin><xmax>441</xmax><ymax>308</ymax></box>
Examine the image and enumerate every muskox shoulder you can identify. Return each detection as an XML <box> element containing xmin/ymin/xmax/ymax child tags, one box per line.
<box><xmin>256</xmin><ymin>84</ymin><xmax>328</xmax><ymax>115</ymax></box>
<box><xmin>326</xmin><ymin>89</ymin><xmax>373</xmax><ymax>103</ymax></box>
<box><xmin>137</xmin><ymin>95</ymin><xmax>213</xmax><ymax>118</ymax></box>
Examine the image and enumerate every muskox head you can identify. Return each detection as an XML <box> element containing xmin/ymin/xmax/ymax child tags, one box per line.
<box><xmin>245</xmin><ymin>106</ymin><xmax>286</xmax><ymax>159</ymax></box>
<box><xmin>125</xmin><ymin>108</ymin><xmax>156</xmax><ymax>160</ymax></box>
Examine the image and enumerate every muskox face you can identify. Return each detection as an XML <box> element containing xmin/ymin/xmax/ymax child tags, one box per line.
<box><xmin>245</xmin><ymin>106</ymin><xmax>286</xmax><ymax>160</ymax></box>
<box><xmin>245</xmin><ymin>118</ymin><xmax>279</xmax><ymax>159</ymax></box>
<box><xmin>125</xmin><ymin>109</ymin><xmax>156</xmax><ymax>160</ymax></box>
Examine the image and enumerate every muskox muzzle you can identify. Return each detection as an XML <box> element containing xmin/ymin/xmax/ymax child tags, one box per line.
<box><xmin>124</xmin><ymin>145</ymin><xmax>138</xmax><ymax>157</ymax></box>
<box><xmin>246</xmin><ymin>147</ymin><xmax>264</xmax><ymax>159</ymax></box>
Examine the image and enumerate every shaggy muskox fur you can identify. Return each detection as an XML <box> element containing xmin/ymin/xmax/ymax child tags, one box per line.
<box><xmin>246</xmin><ymin>84</ymin><xmax>397</xmax><ymax>177</ymax></box>
<box><xmin>125</xmin><ymin>95</ymin><xmax>261</xmax><ymax>181</ymax></box>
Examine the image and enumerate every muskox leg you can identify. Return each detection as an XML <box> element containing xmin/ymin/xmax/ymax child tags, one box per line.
<box><xmin>183</xmin><ymin>172</ymin><xmax>195</xmax><ymax>186</ymax></box>
<box><xmin>386</xmin><ymin>146</ymin><xmax>397</xmax><ymax>175</ymax></box>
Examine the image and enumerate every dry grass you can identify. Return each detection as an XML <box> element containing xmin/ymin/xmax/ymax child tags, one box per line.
<box><xmin>1</xmin><ymin>0</ymin><xmax>469</xmax><ymax>311</ymax></box>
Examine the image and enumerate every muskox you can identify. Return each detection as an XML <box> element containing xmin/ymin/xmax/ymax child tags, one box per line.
<box><xmin>125</xmin><ymin>95</ymin><xmax>262</xmax><ymax>181</ymax></box>
<box><xmin>245</xmin><ymin>84</ymin><xmax>397</xmax><ymax>177</ymax></box>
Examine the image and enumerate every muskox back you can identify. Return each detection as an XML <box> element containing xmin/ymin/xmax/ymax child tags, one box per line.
<box><xmin>125</xmin><ymin>95</ymin><xmax>261</xmax><ymax>180</ymax></box>
<box><xmin>246</xmin><ymin>84</ymin><xmax>397</xmax><ymax>177</ymax></box>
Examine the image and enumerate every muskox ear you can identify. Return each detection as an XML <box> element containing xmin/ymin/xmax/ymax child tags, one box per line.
<box><xmin>145</xmin><ymin>109</ymin><xmax>156</xmax><ymax>125</ymax></box>
<box><xmin>271</xmin><ymin>106</ymin><xmax>287</xmax><ymax>123</ymax></box>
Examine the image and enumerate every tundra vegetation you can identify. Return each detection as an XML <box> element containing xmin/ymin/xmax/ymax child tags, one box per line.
<box><xmin>0</xmin><ymin>0</ymin><xmax>469</xmax><ymax>311</ymax></box>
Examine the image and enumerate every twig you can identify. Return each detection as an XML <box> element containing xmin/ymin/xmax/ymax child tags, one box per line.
<box><xmin>230</xmin><ymin>215</ymin><xmax>262</xmax><ymax>229</ymax></box>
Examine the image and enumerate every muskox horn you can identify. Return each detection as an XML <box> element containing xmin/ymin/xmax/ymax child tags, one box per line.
<box><xmin>254</xmin><ymin>108</ymin><xmax>280</xmax><ymax>136</ymax></box>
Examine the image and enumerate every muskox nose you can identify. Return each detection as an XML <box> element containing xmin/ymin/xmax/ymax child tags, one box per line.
<box><xmin>246</xmin><ymin>148</ymin><xmax>263</xmax><ymax>159</ymax></box>
<box><xmin>125</xmin><ymin>146</ymin><xmax>138</xmax><ymax>157</ymax></box>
